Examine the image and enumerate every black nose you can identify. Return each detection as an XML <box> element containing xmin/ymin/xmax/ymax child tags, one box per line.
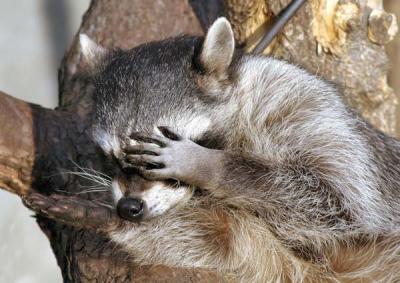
<box><xmin>117</xmin><ymin>197</ymin><xmax>144</xmax><ymax>221</ymax></box>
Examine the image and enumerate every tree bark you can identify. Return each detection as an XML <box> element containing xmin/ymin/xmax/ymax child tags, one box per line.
<box><xmin>224</xmin><ymin>0</ymin><xmax>398</xmax><ymax>135</ymax></box>
<box><xmin>385</xmin><ymin>0</ymin><xmax>400</xmax><ymax>131</ymax></box>
<box><xmin>0</xmin><ymin>0</ymin><xmax>397</xmax><ymax>282</ymax></box>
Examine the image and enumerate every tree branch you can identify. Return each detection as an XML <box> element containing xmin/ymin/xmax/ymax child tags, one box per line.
<box><xmin>0</xmin><ymin>91</ymin><xmax>35</xmax><ymax>195</ymax></box>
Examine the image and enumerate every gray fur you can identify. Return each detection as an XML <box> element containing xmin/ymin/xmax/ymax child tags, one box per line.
<box><xmin>88</xmin><ymin>18</ymin><xmax>400</xmax><ymax>282</ymax></box>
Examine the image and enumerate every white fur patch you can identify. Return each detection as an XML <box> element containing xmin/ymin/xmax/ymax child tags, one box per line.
<box><xmin>157</xmin><ymin>114</ymin><xmax>211</xmax><ymax>140</ymax></box>
<box><xmin>127</xmin><ymin>139</ymin><xmax>140</xmax><ymax>147</ymax></box>
<box><xmin>111</xmin><ymin>179</ymin><xmax>124</xmax><ymax>204</ymax></box>
<box><xmin>201</xmin><ymin>17</ymin><xmax>234</xmax><ymax>73</ymax></box>
<box><xmin>92</xmin><ymin>128</ymin><xmax>120</xmax><ymax>156</ymax></box>
<box><xmin>79</xmin><ymin>33</ymin><xmax>107</xmax><ymax>64</ymax></box>
<box><xmin>140</xmin><ymin>182</ymin><xmax>192</xmax><ymax>218</ymax></box>
<box><xmin>111</xmin><ymin>179</ymin><xmax>192</xmax><ymax>217</ymax></box>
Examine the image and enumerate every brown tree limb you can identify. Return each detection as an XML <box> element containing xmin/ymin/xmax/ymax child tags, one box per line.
<box><xmin>0</xmin><ymin>92</ymin><xmax>35</xmax><ymax>196</ymax></box>
<box><xmin>0</xmin><ymin>92</ymin><xmax>87</xmax><ymax>197</ymax></box>
<box><xmin>23</xmin><ymin>193</ymin><xmax>118</xmax><ymax>232</ymax></box>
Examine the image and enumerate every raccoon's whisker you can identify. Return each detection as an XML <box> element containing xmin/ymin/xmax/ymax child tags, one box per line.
<box><xmin>70</xmin><ymin>160</ymin><xmax>112</xmax><ymax>181</ymax></box>
<box><xmin>96</xmin><ymin>201</ymin><xmax>114</xmax><ymax>209</ymax></box>
<box><xmin>60</xmin><ymin>171</ymin><xmax>112</xmax><ymax>187</ymax></box>
<box><xmin>69</xmin><ymin>164</ymin><xmax>112</xmax><ymax>185</ymax></box>
<box><xmin>76</xmin><ymin>170</ymin><xmax>111</xmax><ymax>185</ymax></box>
<box><xmin>82</xmin><ymin>168</ymin><xmax>112</xmax><ymax>181</ymax></box>
<box><xmin>79</xmin><ymin>183</ymin><xmax>111</xmax><ymax>190</ymax></box>
<box><xmin>76</xmin><ymin>189</ymin><xmax>110</xmax><ymax>194</ymax></box>
<box><xmin>54</xmin><ymin>187</ymin><xmax>110</xmax><ymax>195</ymax></box>
<box><xmin>78</xmin><ymin>184</ymin><xmax>110</xmax><ymax>191</ymax></box>
<box><xmin>50</xmin><ymin>168</ymin><xmax>109</xmax><ymax>184</ymax></box>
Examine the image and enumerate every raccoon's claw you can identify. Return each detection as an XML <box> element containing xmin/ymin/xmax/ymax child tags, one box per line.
<box><xmin>128</xmin><ymin>126</ymin><xmax>181</xmax><ymax>146</ymax></box>
<box><xmin>124</xmin><ymin>126</ymin><xmax>223</xmax><ymax>188</ymax></box>
<box><xmin>124</xmin><ymin>126</ymin><xmax>216</xmax><ymax>186</ymax></box>
<box><xmin>23</xmin><ymin>193</ymin><xmax>120</xmax><ymax>232</ymax></box>
<box><xmin>156</xmin><ymin>126</ymin><xmax>182</xmax><ymax>141</ymax></box>
<box><xmin>124</xmin><ymin>152</ymin><xmax>173</xmax><ymax>180</ymax></box>
<box><xmin>124</xmin><ymin>143</ymin><xmax>161</xmax><ymax>156</ymax></box>
<box><xmin>125</xmin><ymin>154</ymin><xmax>165</xmax><ymax>169</ymax></box>
<box><xmin>125</xmin><ymin>127</ymin><xmax>183</xmax><ymax>171</ymax></box>
<box><xmin>136</xmin><ymin>167</ymin><xmax>177</xmax><ymax>181</ymax></box>
<box><xmin>129</xmin><ymin>132</ymin><xmax>168</xmax><ymax>148</ymax></box>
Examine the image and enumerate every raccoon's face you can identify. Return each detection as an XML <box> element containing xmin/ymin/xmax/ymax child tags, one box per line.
<box><xmin>82</xmin><ymin>18</ymin><xmax>236</xmax><ymax>222</ymax></box>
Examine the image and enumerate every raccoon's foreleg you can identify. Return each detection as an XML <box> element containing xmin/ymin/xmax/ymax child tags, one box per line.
<box><xmin>124</xmin><ymin>127</ymin><xmax>351</xmax><ymax>258</ymax></box>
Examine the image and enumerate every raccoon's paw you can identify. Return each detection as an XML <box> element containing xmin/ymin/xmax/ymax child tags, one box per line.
<box><xmin>124</xmin><ymin>126</ymin><xmax>215</xmax><ymax>187</ymax></box>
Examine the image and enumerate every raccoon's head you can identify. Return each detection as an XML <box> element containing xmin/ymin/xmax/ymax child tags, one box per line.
<box><xmin>81</xmin><ymin>18</ymin><xmax>238</xmax><ymax>222</ymax></box>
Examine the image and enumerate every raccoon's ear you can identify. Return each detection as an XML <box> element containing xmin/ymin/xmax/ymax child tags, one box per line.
<box><xmin>79</xmin><ymin>34</ymin><xmax>108</xmax><ymax>68</ymax></box>
<box><xmin>200</xmin><ymin>17</ymin><xmax>235</xmax><ymax>76</ymax></box>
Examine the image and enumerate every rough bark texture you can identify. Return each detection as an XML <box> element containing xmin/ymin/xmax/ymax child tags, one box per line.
<box><xmin>223</xmin><ymin>0</ymin><xmax>398</xmax><ymax>135</ymax></box>
<box><xmin>385</xmin><ymin>0</ymin><xmax>400</xmax><ymax>132</ymax></box>
<box><xmin>0</xmin><ymin>0</ymin><xmax>397</xmax><ymax>282</ymax></box>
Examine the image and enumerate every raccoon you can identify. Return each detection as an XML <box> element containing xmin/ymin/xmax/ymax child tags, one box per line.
<box><xmin>82</xmin><ymin>18</ymin><xmax>400</xmax><ymax>282</ymax></box>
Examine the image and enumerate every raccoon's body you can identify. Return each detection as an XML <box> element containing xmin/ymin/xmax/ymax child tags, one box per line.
<box><xmin>82</xmin><ymin>18</ymin><xmax>400</xmax><ymax>282</ymax></box>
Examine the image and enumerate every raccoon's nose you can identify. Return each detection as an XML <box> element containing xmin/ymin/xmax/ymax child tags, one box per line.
<box><xmin>117</xmin><ymin>197</ymin><xmax>144</xmax><ymax>222</ymax></box>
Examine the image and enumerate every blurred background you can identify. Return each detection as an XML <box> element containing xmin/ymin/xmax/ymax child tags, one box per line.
<box><xmin>0</xmin><ymin>1</ymin><xmax>90</xmax><ymax>282</ymax></box>
<box><xmin>0</xmin><ymin>1</ymin><xmax>398</xmax><ymax>282</ymax></box>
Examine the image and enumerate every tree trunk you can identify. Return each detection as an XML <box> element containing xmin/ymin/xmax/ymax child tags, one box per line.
<box><xmin>0</xmin><ymin>0</ymin><xmax>397</xmax><ymax>282</ymax></box>
<box><xmin>385</xmin><ymin>0</ymin><xmax>400</xmax><ymax>131</ymax></box>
